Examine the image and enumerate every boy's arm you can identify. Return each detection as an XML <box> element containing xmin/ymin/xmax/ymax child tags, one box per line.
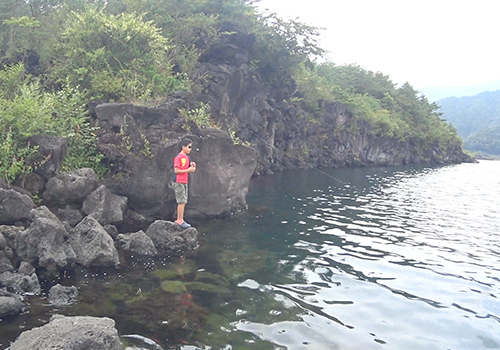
<box><xmin>174</xmin><ymin>165</ymin><xmax>195</xmax><ymax>174</ymax></box>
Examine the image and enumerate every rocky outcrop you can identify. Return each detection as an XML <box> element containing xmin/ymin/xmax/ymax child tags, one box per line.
<box><xmin>195</xmin><ymin>25</ymin><xmax>472</xmax><ymax>173</ymax></box>
<box><xmin>9</xmin><ymin>315</ymin><xmax>122</xmax><ymax>350</ymax></box>
<box><xmin>95</xmin><ymin>103</ymin><xmax>257</xmax><ymax>220</ymax></box>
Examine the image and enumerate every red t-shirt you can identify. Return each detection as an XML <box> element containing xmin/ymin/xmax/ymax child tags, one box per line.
<box><xmin>173</xmin><ymin>153</ymin><xmax>190</xmax><ymax>184</ymax></box>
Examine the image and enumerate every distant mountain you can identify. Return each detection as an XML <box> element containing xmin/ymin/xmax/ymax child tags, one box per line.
<box><xmin>438</xmin><ymin>90</ymin><xmax>500</xmax><ymax>155</ymax></box>
<box><xmin>421</xmin><ymin>80</ymin><xmax>500</xmax><ymax>102</ymax></box>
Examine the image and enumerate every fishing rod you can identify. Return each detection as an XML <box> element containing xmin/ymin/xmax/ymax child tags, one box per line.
<box><xmin>243</xmin><ymin>127</ymin><xmax>348</xmax><ymax>185</ymax></box>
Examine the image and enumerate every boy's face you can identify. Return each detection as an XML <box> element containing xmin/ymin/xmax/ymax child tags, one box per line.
<box><xmin>182</xmin><ymin>143</ymin><xmax>192</xmax><ymax>154</ymax></box>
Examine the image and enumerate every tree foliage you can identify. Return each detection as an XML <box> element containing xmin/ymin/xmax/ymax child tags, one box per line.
<box><xmin>0</xmin><ymin>0</ymin><xmax>466</xmax><ymax>185</ymax></box>
<box><xmin>438</xmin><ymin>90</ymin><xmax>500</xmax><ymax>155</ymax></box>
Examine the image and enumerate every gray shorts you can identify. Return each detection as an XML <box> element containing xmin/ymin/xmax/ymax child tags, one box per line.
<box><xmin>172</xmin><ymin>182</ymin><xmax>188</xmax><ymax>203</ymax></box>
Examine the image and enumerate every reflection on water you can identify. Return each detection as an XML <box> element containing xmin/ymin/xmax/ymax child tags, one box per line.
<box><xmin>1</xmin><ymin>161</ymin><xmax>500</xmax><ymax>350</ymax></box>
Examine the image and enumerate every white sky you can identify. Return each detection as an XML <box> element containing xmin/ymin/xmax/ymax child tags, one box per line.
<box><xmin>256</xmin><ymin>0</ymin><xmax>500</xmax><ymax>90</ymax></box>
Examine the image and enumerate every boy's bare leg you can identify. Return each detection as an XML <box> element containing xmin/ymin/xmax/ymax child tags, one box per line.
<box><xmin>176</xmin><ymin>202</ymin><xmax>186</xmax><ymax>223</ymax></box>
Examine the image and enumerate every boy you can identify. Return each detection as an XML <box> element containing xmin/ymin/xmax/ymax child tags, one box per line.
<box><xmin>173</xmin><ymin>138</ymin><xmax>196</xmax><ymax>228</ymax></box>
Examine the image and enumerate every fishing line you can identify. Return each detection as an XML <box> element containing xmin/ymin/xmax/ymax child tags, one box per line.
<box><xmin>203</xmin><ymin>101</ymin><xmax>348</xmax><ymax>185</ymax></box>
<box><xmin>244</xmin><ymin>128</ymin><xmax>348</xmax><ymax>185</ymax></box>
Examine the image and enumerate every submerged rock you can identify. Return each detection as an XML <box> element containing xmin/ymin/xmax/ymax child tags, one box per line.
<box><xmin>48</xmin><ymin>284</ymin><xmax>79</xmax><ymax>306</ymax></box>
<box><xmin>9</xmin><ymin>314</ymin><xmax>122</xmax><ymax>350</ymax></box>
<box><xmin>0</xmin><ymin>289</ymin><xmax>24</xmax><ymax>317</ymax></box>
<box><xmin>0</xmin><ymin>271</ymin><xmax>41</xmax><ymax>295</ymax></box>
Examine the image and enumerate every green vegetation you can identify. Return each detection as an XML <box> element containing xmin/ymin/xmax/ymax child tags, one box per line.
<box><xmin>438</xmin><ymin>90</ymin><xmax>500</xmax><ymax>155</ymax></box>
<box><xmin>0</xmin><ymin>0</ymin><xmax>464</xmax><ymax>186</ymax></box>
<box><xmin>0</xmin><ymin>63</ymin><xmax>106</xmax><ymax>183</ymax></box>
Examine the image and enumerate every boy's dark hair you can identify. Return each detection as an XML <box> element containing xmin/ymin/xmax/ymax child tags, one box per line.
<box><xmin>180</xmin><ymin>138</ymin><xmax>193</xmax><ymax>149</ymax></box>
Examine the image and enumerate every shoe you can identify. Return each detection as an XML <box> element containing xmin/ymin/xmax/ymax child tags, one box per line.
<box><xmin>175</xmin><ymin>220</ymin><xmax>191</xmax><ymax>229</ymax></box>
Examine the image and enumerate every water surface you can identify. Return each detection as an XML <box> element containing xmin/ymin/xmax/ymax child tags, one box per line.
<box><xmin>1</xmin><ymin>161</ymin><xmax>499</xmax><ymax>350</ymax></box>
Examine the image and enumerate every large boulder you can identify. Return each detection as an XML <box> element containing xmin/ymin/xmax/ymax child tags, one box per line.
<box><xmin>43</xmin><ymin>168</ymin><xmax>100</xmax><ymax>207</ymax></box>
<box><xmin>145</xmin><ymin>220</ymin><xmax>198</xmax><ymax>253</ymax></box>
<box><xmin>116</xmin><ymin>230</ymin><xmax>158</xmax><ymax>256</ymax></box>
<box><xmin>69</xmin><ymin>216</ymin><xmax>119</xmax><ymax>268</ymax></box>
<box><xmin>9</xmin><ymin>315</ymin><xmax>122</xmax><ymax>350</ymax></box>
<box><xmin>82</xmin><ymin>185</ymin><xmax>128</xmax><ymax>225</ymax></box>
<box><xmin>15</xmin><ymin>206</ymin><xmax>76</xmax><ymax>273</ymax></box>
<box><xmin>0</xmin><ymin>188</ymin><xmax>35</xmax><ymax>224</ymax></box>
<box><xmin>0</xmin><ymin>289</ymin><xmax>24</xmax><ymax>317</ymax></box>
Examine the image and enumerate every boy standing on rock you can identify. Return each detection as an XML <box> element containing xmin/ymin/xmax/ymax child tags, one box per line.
<box><xmin>173</xmin><ymin>138</ymin><xmax>196</xmax><ymax>228</ymax></box>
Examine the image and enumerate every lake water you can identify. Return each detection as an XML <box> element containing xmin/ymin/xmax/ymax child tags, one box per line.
<box><xmin>1</xmin><ymin>160</ymin><xmax>500</xmax><ymax>350</ymax></box>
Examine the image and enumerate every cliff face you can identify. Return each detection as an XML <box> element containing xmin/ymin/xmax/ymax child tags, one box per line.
<box><xmin>92</xmin><ymin>26</ymin><xmax>471</xmax><ymax>221</ymax></box>
<box><xmin>196</xmin><ymin>25</ymin><xmax>472</xmax><ymax>175</ymax></box>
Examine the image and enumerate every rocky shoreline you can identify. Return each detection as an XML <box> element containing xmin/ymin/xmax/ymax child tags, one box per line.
<box><xmin>0</xmin><ymin>167</ymin><xmax>200</xmax><ymax>348</ymax></box>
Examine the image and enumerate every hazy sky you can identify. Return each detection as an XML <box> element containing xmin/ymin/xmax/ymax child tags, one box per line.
<box><xmin>256</xmin><ymin>0</ymin><xmax>499</xmax><ymax>90</ymax></box>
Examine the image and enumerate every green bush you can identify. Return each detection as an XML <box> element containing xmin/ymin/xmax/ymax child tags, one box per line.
<box><xmin>0</xmin><ymin>64</ymin><xmax>107</xmax><ymax>185</ymax></box>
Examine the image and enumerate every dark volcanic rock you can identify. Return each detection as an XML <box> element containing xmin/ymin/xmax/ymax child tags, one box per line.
<box><xmin>145</xmin><ymin>220</ymin><xmax>198</xmax><ymax>253</ymax></box>
<box><xmin>0</xmin><ymin>289</ymin><xmax>24</xmax><ymax>317</ymax></box>
<box><xmin>10</xmin><ymin>315</ymin><xmax>122</xmax><ymax>350</ymax></box>
<box><xmin>95</xmin><ymin>103</ymin><xmax>257</xmax><ymax>220</ymax></box>
<box><xmin>48</xmin><ymin>284</ymin><xmax>78</xmax><ymax>306</ymax></box>
<box><xmin>82</xmin><ymin>185</ymin><xmax>127</xmax><ymax>225</ymax></box>
<box><xmin>116</xmin><ymin>230</ymin><xmax>158</xmax><ymax>256</ymax></box>
<box><xmin>43</xmin><ymin>168</ymin><xmax>100</xmax><ymax>207</ymax></box>
<box><xmin>15</xmin><ymin>206</ymin><xmax>76</xmax><ymax>274</ymax></box>
<box><xmin>69</xmin><ymin>216</ymin><xmax>119</xmax><ymax>268</ymax></box>
<box><xmin>0</xmin><ymin>271</ymin><xmax>41</xmax><ymax>295</ymax></box>
<box><xmin>0</xmin><ymin>188</ymin><xmax>35</xmax><ymax>224</ymax></box>
<box><xmin>28</xmin><ymin>135</ymin><xmax>68</xmax><ymax>179</ymax></box>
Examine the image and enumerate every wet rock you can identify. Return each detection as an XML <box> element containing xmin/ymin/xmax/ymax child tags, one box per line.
<box><xmin>0</xmin><ymin>271</ymin><xmax>41</xmax><ymax>295</ymax></box>
<box><xmin>9</xmin><ymin>314</ymin><xmax>122</xmax><ymax>350</ymax></box>
<box><xmin>43</xmin><ymin>168</ymin><xmax>100</xmax><ymax>207</ymax></box>
<box><xmin>145</xmin><ymin>220</ymin><xmax>198</xmax><ymax>253</ymax></box>
<box><xmin>15</xmin><ymin>206</ymin><xmax>76</xmax><ymax>274</ymax></box>
<box><xmin>0</xmin><ymin>289</ymin><xmax>24</xmax><ymax>317</ymax></box>
<box><xmin>48</xmin><ymin>284</ymin><xmax>78</xmax><ymax>306</ymax></box>
<box><xmin>116</xmin><ymin>230</ymin><xmax>157</xmax><ymax>256</ymax></box>
<box><xmin>69</xmin><ymin>216</ymin><xmax>119</xmax><ymax>268</ymax></box>
<box><xmin>82</xmin><ymin>185</ymin><xmax>128</xmax><ymax>225</ymax></box>
<box><xmin>0</xmin><ymin>188</ymin><xmax>35</xmax><ymax>224</ymax></box>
